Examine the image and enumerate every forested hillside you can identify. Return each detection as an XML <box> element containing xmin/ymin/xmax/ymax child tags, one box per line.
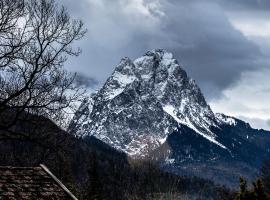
<box><xmin>0</xmin><ymin>113</ymin><xmax>234</xmax><ymax>200</ymax></box>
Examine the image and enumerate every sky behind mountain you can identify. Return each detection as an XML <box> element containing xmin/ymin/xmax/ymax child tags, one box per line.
<box><xmin>59</xmin><ymin>0</ymin><xmax>270</xmax><ymax>130</ymax></box>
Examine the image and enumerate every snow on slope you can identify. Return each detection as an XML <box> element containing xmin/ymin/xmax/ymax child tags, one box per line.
<box><xmin>216</xmin><ymin>113</ymin><xmax>237</xmax><ymax>126</ymax></box>
<box><xmin>163</xmin><ymin>105</ymin><xmax>226</xmax><ymax>149</ymax></box>
<box><xmin>70</xmin><ymin>49</ymin><xmax>230</xmax><ymax>155</ymax></box>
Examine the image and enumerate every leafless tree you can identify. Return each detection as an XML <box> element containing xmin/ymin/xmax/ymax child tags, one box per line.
<box><xmin>0</xmin><ymin>0</ymin><xmax>86</xmax><ymax>140</ymax></box>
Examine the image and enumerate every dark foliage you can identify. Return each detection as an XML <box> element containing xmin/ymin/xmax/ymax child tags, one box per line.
<box><xmin>0</xmin><ymin>113</ymin><xmax>234</xmax><ymax>200</ymax></box>
<box><xmin>235</xmin><ymin>177</ymin><xmax>270</xmax><ymax>200</ymax></box>
<box><xmin>260</xmin><ymin>159</ymin><xmax>270</xmax><ymax>195</ymax></box>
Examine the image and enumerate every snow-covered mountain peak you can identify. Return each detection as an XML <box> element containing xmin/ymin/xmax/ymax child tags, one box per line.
<box><xmin>99</xmin><ymin>57</ymin><xmax>137</xmax><ymax>101</ymax></box>
<box><xmin>144</xmin><ymin>49</ymin><xmax>174</xmax><ymax>60</ymax></box>
<box><xmin>134</xmin><ymin>49</ymin><xmax>183</xmax><ymax>82</ymax></box>
<box><xmin>70</xmin><ymin>50</ymin><xmax>231</xmax><ymax>155</ymax></box>
<box><xmin>67</xmin><ymin>49</ymin><xmax>270</xmax><ymax>186</ymax></box>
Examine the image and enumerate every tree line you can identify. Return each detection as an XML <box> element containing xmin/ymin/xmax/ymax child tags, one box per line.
<box><xmin>234</xmin><ymin>160</ymin><xmax>270</xmax><ymax>200</ymax></box>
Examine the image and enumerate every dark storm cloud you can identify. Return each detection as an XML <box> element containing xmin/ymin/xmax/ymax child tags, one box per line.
<box><xmin>74</xmin><ymin>73</ymin><xmax>99</xmax><ymax>88</ymax></box>
<box><xmin>218</xmin><ymin>0</ymin><xmax>270</xmax><ymax>11</ymax></box>
<box><xmin>159</xmin><ymin>0</ymin><xmax>262</xmax><ymax>98</ymax></box>
<box><xmin>59</xmin><ymin>0</ymin><xmax>266</xmax><ymax>99</ymax></box>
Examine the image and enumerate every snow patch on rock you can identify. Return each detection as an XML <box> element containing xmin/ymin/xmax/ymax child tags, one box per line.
<box><xmin>163</xmin><ymin>105</ymin><xmax>227</xmax><ymax>149</ymax></box>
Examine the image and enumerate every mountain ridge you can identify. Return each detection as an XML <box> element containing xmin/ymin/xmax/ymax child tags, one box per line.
<box><xmin>69</xmin><ymin>49</ymin><xmax>270</xmax><ymax>186</ymax></box>
<box><xmin>70</xmin><ymin>49</ymin><xmax>232</xmax><ymax>154</ymax></box>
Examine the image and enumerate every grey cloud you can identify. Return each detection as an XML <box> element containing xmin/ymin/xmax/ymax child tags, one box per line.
<box><xmin>218</xmin><ymin>0</ymin><xmax>270</xmax><ymax>11</ymax></box>
<box><xmin>160</xmin><ymin>0</ymin><xmax>262</xmax><ymax>98</ymax></box>
<box><xmin>74</xmin><ymin>73</ymin><xmax>99</xmax><ymax>88</ymax></box>
<box><xmin>59</xmin><ymin>0</ymin><xmax>266</xmax><ymax>99</ymax></box>
<box><xmin>267</xmin><ymin>119</ymin><xmax>270</xmax><ymax>127</ymax></box>
<box><xmin>238</xmin><ymin>116</ymin><xmax>270</xmax><ymax>130</ymax></box>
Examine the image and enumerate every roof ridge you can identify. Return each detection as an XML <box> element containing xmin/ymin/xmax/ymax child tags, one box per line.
<box><xmin>0</xmin><ymin>166</ymin><xmax>42</xmax><ymax>169</ymax></box>
<box><xmin>40</xmin><ymin>164</ymin><xmax>78</xmax><ymax>200</ymax></box>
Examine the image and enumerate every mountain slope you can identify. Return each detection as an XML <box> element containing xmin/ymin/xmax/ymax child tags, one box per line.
<box><xmin>153</xmin><ymin>117</ymin><xmax>270</xmax><ymax>186</ymax></box>
<box><xmin>69</xmin><ymin>49</ymin><xmax>270</xmax><ymax>186</ymax></box>
<box><xmin>70</xmin><ymin>50</ymin><xmax>227</xmax><ymax>155</ymax></box>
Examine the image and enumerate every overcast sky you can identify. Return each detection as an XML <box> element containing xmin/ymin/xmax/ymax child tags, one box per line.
<box><xmin>59</xmin><ymin>0</ymin><xmax>270</xmax><ymax>130</ymax></box>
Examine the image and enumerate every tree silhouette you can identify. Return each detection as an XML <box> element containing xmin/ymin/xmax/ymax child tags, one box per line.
<box><xmin>0</xmin><ymin>0</ymin><xmax>86</xmax><ymax>139</ymax></box>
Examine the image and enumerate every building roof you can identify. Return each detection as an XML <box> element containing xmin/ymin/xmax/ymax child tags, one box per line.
<box><xmin>0</xmin><ymin>164</ymin><xmax>78</xmax><ymax>200</ymax></box>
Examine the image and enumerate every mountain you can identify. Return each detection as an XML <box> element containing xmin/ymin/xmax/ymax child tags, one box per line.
<box><xmin>69</xmin><ymin>49</ymin><xmax>270</xmax><ymax>187</ymax></box>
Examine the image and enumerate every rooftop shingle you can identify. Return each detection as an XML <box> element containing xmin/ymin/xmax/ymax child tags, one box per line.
<box><xmin>0</xmin><ymin>165</ymin><xmax>78</xmax><ymax>200</ymax></box>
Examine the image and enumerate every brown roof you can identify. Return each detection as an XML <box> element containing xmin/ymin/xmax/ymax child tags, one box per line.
<box><xmin>0</xmin><ymin>164</ymin><xmax>78</xmax><ymax>200</ymax></box>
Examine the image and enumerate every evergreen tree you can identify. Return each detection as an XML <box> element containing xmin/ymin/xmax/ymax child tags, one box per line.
<box><xmin>86</xmin><ymin>151</ymin><xmax>103</xmax><ymax>200</ymax></box>
<box><xmin>260</xmin><ymin>159</ymin><xmax>270</xmax><ymax>195</ymax></box>
<box><xmin>235</xmin><ymin>177</ymin><xmax>251</xmax><ymax>200</ymax></box>
<box><xmin>253</xmin><ymin>179</ymin><xmax>269</xmax><ymax>200</ymax></box>
<box><xmin>235</xmin><ymin>177</ymin><xmax>270</xmax><ymax>200</ymax></box>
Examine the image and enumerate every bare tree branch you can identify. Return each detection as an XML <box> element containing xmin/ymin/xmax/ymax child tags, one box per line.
<box><xmin>0</xmin><ymin>0</ymin><xmax>86</xmax><ymax>139</ymax></box>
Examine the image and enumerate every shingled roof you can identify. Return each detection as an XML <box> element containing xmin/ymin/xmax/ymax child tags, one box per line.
<box><xmin>0</xmin><ymin>164</ymin><xmax>78</xmax><ymax>200</ymax></box>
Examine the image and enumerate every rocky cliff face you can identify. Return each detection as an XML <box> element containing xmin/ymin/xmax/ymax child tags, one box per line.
<box><xmin>69</xmin><ymin>50</ymin><xmax>229</xmax><ymax>155</ymax></box>
<box><xmin>69</xmin><ymin>49</ymin><xmax>270</xmax><ymax>186</ymax></box>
